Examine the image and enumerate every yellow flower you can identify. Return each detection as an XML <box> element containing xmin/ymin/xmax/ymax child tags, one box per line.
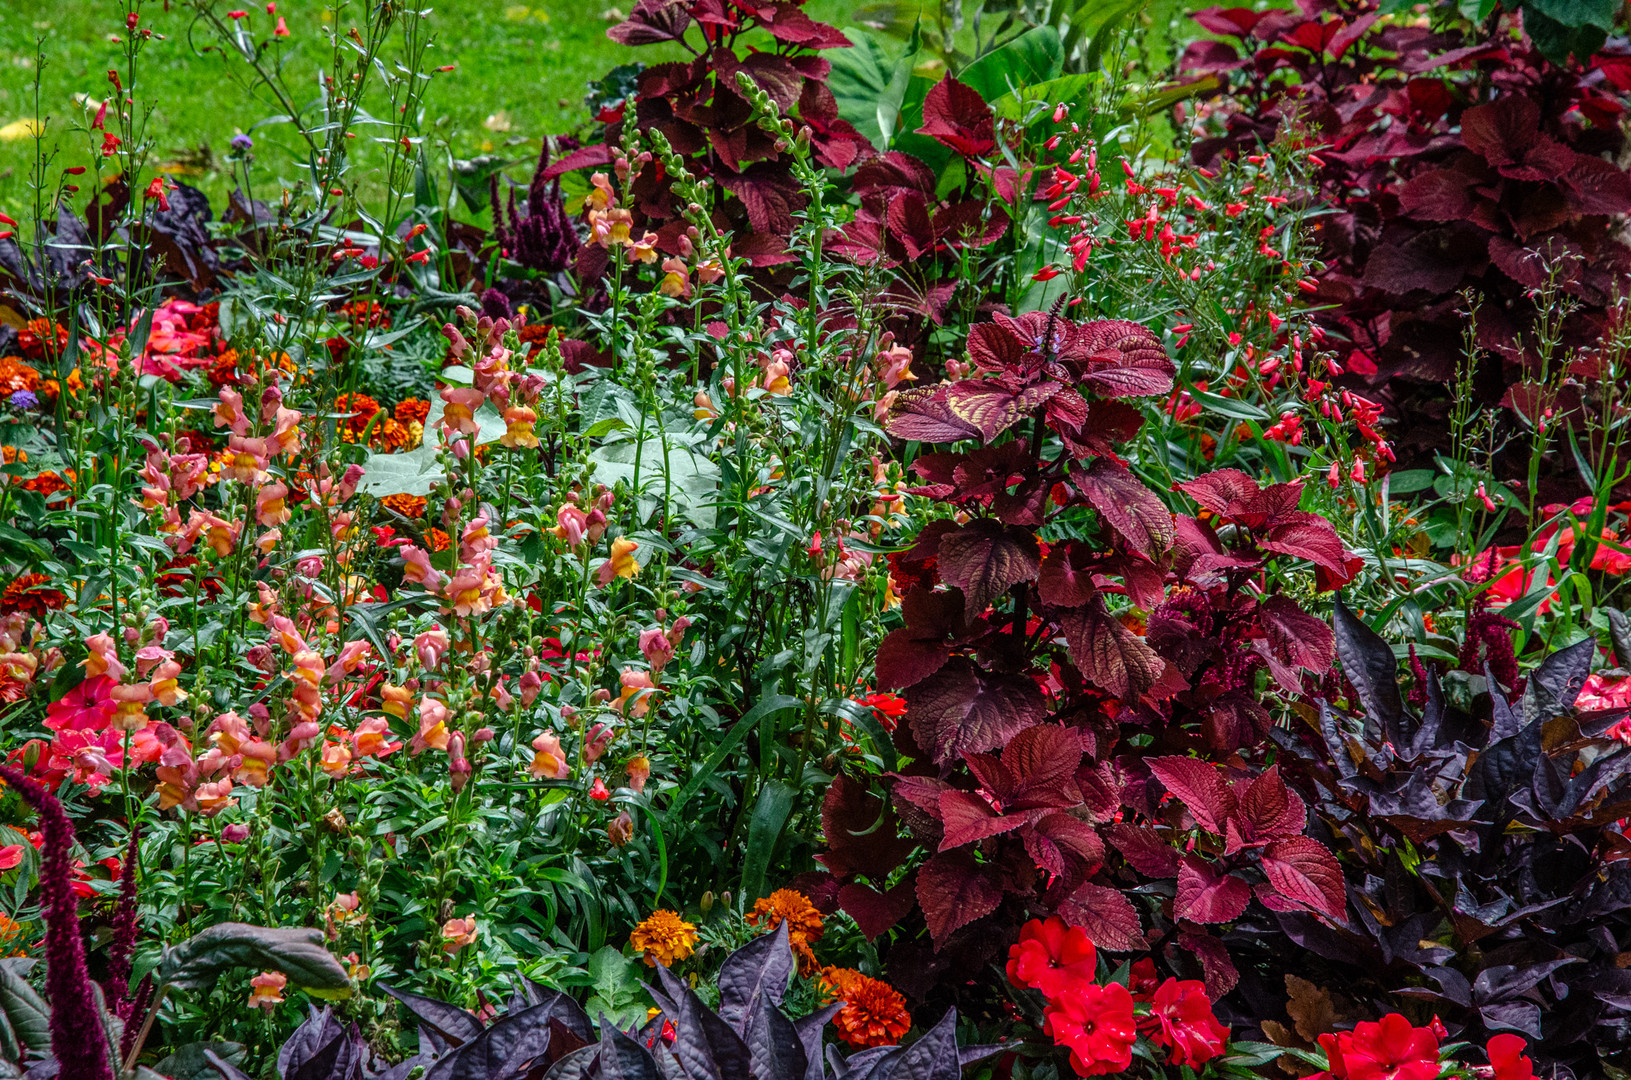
<box><xmin>599</xmin><ymin>536</ymin><xmax>640</xmax><ymax>584</ymax></box>
<box><xmin>630</xmin><ymin>909</ymin><xmax>698</xmax><ymax>968</ymax></box>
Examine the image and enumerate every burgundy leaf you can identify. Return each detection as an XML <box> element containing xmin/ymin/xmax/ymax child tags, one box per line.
<box><xmin>906</xmin><ymin>659</ymin><xmax>1048</xmax><ymax>764</ymax></box>
<box><xmin>1262</xmin><ymin>516</ymin><xmax>1354</xmax><ymax>577</ymax></box>
<box><xmin>1105</xmin><ymin>823</ymin><xmax>1180</xmax><ymax>877</ymax></box>
<box><xmin>1025</xmin><ymin>813</ymin><xmax>1105</xmax><ymax>879</ymax></box>
<box><xmin>916</xmin><ymin>76</ymin><xmax>996</xmax><ymax>158</ymax></box>
<box><xmin>1259</xmin><ymin>595</ymin><xmax>1336</xmax><ymax>672</ymax></box>
<box><xmin>1260</xmin><ymin>837</ymin><xmax>1346</xmax><ymax>921</ymax></box>
<box><xmin>1070</xmin><ymin>458</ymin><xmax>1174</xmax><ymax>559</ymax></box>
<box><xmin>1175</xmin><ymin>857</ymin><xmax>1251</xmax><ymax>923</ymax></box>
<box><xmin>943</xmin><ymin>380</ymin><xmax>1057</xmax><ymax>443</ymax></box>
<box><xmin>886</xmin><ymin>386</ymin><xmax>983</xmax><ymax>443</ymax></box>
<box><xmin>1147</xmin><ymin>757</ymin><xmax>1237</xmax><ymax>834</ymax></box>
<box><xmin>1176</xmin><ymin>928</ymin><xmax>1240</xmax><ymax>997</ymax></box>
<box><xmin>1178</xmin><ymin>469</ymin><xmax>1258</xmax><ymax>518</ymax></box>
<box><xmin>936</xmin><ymin>518</ymin><xmax>1041</xmax><ymax>618</ymax></box>
<box><xmin>819</xmin><ymin>773</ymin><xmax>916</xmax><ymax>881</ymax></box>
<box><xmin>934</xmin><ymin>200</ymin><xmax>1010</xmax><ymax>248</ymax></box>
<box><xmin>875</xmin><ymin>587</ymin><xmax>963</xmax><ymax>689</ymax></box>
<box><xmin>1058</xmin><ymin>597</ymin><xmax>1163</xmax><ymax>699</ymax></box>
<box><xmin>1191</xmin><ymin>6</ymin><xmax>1267</xmax><ymax>37</ymax></box>
<box><xmin>716</xmin><ymin>164</ymin><xmax>803</xmax><ymax>238</ymax></box>
<box><xmin>886</xmin><ymin>193</ymin><xmax>938</xmax><ymax>260</ymax></box>
<box><xmin>1204</xmin><ymin>693</ymin><xmax>1273</xmax><ymax>753</ymax></box>
<box><xmin>1460</xmin><ymin>96</ymin><xmax>1540</xmax><ymax>167</ymax></box>
<box><xmin>756</xmin><ymin>2</ymin><xmax>852</xmax><ymax>49</ymax></box>
<box><xmin>542</xmin><ymin>143</ymin><xmax>617</xmax><ymax>181</ymax></box>
<box><xmin>1002</xmin><ymin>724</ymin><xmax>1086</xmax><ymax>804</ymax></box>
<box><xmin>1226</xmin><ymin>765</ymin><xmax>1307</xmax><ymax>853</ymax></box>
<box><xmin>966</xmin><ymin>316</ymin><xmax>1031</xmax><ymax>373</ymax></box>
<box><xmin>916</xmin><ymin>851</ymin><xmax>1003</xmax><ymax>945</ymax></box>
<box><xmin>1057</xmin><ymin>883</ymin><xmax>1145</xmax><ymax>951</ymax></box>
<box><xmin>606</xmin><ymin>0</ymin><xmax>692</xmax><ymax>45</ymax></box>
<box><xmin>1069</xmin><ymin>320</ymin><xmax>1174</xmax><ymax>398</ymax></box>
<box><xmin>938</xmin><ymin>790</ymin><xmax>1033</xmax><ymax>849</ymax></box>
<box><xmin>853</xmin><ymin>152</ymin><xmax>937</xmax><ymax>196</ymax></box>
<box><xmin>1037</xmin><ymin>541</ymin><xmax>1100</xmax><ymax>607</ymax></box>
<box><xmin>890</xmin><ymin>774</ymin><xmax>951</xmax><ymax>841</ymax></box>
<box><xmin>1397</xmin><ymin>168</ymin><xmax>1480</xmax><ymax>222</ymax></box>
<box><xmin>837</xmin><ymin>881</ymin><xmax>917</xmax><ymax>941</ymax></box>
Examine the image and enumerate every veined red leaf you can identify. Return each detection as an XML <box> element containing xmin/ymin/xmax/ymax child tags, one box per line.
<box><xmin>1058</xmin><ymin>882</ymin><xmax>1145</xmax><ymax>951</ymax></box>
<box><xmin>906</xmin><ymin>659</ymin><xmax>1048</xmax><ymax>764</ymax></box>
<box><xmin>1070</xmin><ymin>457</ymin><xmax>1174</xmax><ymax>559</ymax></box>
<box><xmin>1226</xmin><ymin>765</ymin><xmax>1306</xmax><ymax>853</ymax></box>
<box><xmin>1260</xmin><ymin>837</ymin><xmax>1346</xmax><ymax>921</ymax></box>
<box><xmin>837</xmin><ymin>881</ymin><xmax>917</xmax><ymax>942</ymax></box>
<box><xmin>1037</xmin><ymin>540</ymin><xmax>1101</xmax><ymax>608</ymax></box>
<box><xmin>1259</xmin><ymin>595</ymin><xmax>1335</xmax><ymax>672</ymax></box>
<box><xmin>1175</xmin><ymin>857</ymin><xmax>1251</xmax><ymax>923</ymax></box>
<box><xmin>916</xmin><ymin>75</ymin><xmax>996</xmax><ymax>158</ymax></box>
<box><xmin>1105</xmin><ymin>823</ymin><xmax>1180</xmax><ymax>877</ymax></box>
<box><xmin>1058</xmin><ymin>597</ymin><xmax>1163</xmax><ymax>700</ymax></box>
<box><xmin>938</xmin><ymin>790</ymin><xmax>1034</xmax><ymax>849</ymax></box>
<box><xmin>1147</xmin><ymin>757</ymin><xmax>1236</xmax><ymax>834</ymax></box>
<box><xmin>916</xmin><ymin>851</ymin><xmax>1003</xmax><ymax>946</ymax></box>
<box><xmin>936</xmin><ymin>518</ymin><xmax>1041</xmax><ymax>618</ymax></box>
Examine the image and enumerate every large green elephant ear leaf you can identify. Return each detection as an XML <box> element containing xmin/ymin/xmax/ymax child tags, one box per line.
<box><xmin>0</xmin><ymin>958</ymin><xmax>49</xmax><ymax>1062</ymax></box>
<box><xmin>155</xmin><ymin>924</ymin><xmax>351</xmax><ymax>996</ymax></box>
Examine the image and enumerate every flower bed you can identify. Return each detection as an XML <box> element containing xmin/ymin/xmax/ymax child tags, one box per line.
<box><xmin>1</xmin><ymin>0</ymin><xmax>1630</xmax><ymax>1078</ymax></box>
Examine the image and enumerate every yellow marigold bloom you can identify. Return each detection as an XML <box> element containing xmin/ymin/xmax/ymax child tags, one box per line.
<box><xmin>820</xmin><ymin>967</ymin><xmax>911</xmax><ymax>1049</ymax></box>
<box><xmin>747</xmin><ymin>888</ymin><xmax>824</xmax><ymax>975</ymax></box>
<box><xmin>630</xmin><ymin>909</ymin><xmax>698</xmax><ymax>968</ymax></box>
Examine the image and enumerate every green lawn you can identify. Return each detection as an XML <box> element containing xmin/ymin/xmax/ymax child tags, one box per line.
<box><xmin>0</xmin><ymin>0</ymin><xmax>858</xmax><ymax>218</ymax></box>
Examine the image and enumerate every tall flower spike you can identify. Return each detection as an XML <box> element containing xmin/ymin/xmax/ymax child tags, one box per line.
<box><xmin>0</xmin><ymin>764</ymin><xmax>116</xmax><ymax>1080</ymax></box>
<box><xmin>105</xmin><ymin>824</ymin><xmax>142</xmax><ymax>1019</ymax></box>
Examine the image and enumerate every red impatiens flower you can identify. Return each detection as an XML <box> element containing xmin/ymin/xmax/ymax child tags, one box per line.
<box><xmin>1042</xmin><ymin>982</ymin><xmax>1136</xmax><ymax>1077</ymax></box>
<box><xmin>1487</xmin><ymin>1034</ymin><xmax>1534</xmax><ymax>1080</ymax></box>
<box><xmin>1007</xmin><ymin>917</ymin><xmax>1098</xmax><ymax>997</ymax></box>
<box><xmin>1318</xmin><ymin>1013</ymin><xmax>1439</xmax><ymax>1080</ymax></box>
<box><xmin>1142</xmin><ymin>978</ymin><xmax>1229</xmax><ymax>1067</ymax></box>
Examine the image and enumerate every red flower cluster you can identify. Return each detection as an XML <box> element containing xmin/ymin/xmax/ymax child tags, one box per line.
<box><xmin>1007</xmin><ymin>918</ymin><xmax>1228</xmax><ymax>1076</ymax></box>
<box><xmin>1316</xmin><ymin>1014</ymin><xmax>1438</xmax><ymax>1080</ymax></box>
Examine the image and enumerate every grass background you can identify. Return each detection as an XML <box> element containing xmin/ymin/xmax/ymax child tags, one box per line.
<box><xmin>0</xmin><ymin>0</ymin><xmax>857</xmax><ymax>217</ymax></box>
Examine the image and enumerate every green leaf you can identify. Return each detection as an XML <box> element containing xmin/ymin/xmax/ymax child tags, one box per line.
<box><xmin>355</xmin><ymin>444</ymin><xmax>442</xmax><ymax>499</ymax></box>
<box><xmin>827</xmin><ymin>24</ymin><xmax>921</xmax><ymax>148</ymax></box>
<box><xmin>1385</xmin><ymin>469</ymin><xmax>1435</xmax><ymax>495</ymax></box>
<box><xmin>589</xmin><ymin>435</ymin><xmax>720</xmax><ymax>529</ymax></box>
<box><xmin>740</xmin><ymin>780</ymin><xmax>796</xmax><ymax>904</ymax></box>
<box><xmin>1521</xmin><ymin>3</ymin><xmax>1607</xmax><ymax>63</ymax></box>
<box><xmin>154</xmin><ymin>1040</ymin><xmax>248</xmax><ymax>1080</ymax></box>
<box><xmin>0</xmin><ymin>959</ymin><xmax>48</xmax><ymax>1056</ymax></box>
<box><xmin>959</xmin><ymin>25</ymin><xmax>1064</xmax><ymax>103</ymax></box>
<box><xmin>154</xmin><ymin>923</ymin><xmax>351</xmax><ymax>994</ymax></box>
<box><xmin>1525</xmin><ymin>0</ymin><xmax>1617</xmax><ymax>32</ymax></box>
<box><xmin>669</xmin><ymin>694</ymin><xmax>800</xmax><ymax>818</ymax></box>
<box><xmin>584</xmin><ymin>945</ymin><xmax>647</xmax><ymax>1028</ymax></box>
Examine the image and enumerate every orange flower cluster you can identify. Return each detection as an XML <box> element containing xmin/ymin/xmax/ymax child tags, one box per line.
<box><xmin>17</xmin><ymin>318</ymin><xmax>66</xmax><ymax>363</ymax></box>
<box><xmin>629</xmin><ymin>909</ymin><xmax>699</xmax><ymax>968</ymax></box>
<box><xmin>0</xmin><ymin>357</ymin><xmax>40</xmax><ymax>396</ymax></box>
<box><xmin>0</xmin><ymin>913</ymin><xmax>25</xmax><ymax>958</ymax></box>
<box><xmin>746</xmin><ymin>888</ymin><xmax>824</xmax><ymax>975</ymax></box>
<box><xmin>0</xmin><ymin>574</ymin><xmax>66</xmax><ymax>619</ymax></box>
<box><xmin>381</xmin><ymin>493</ymin><xmax>428</xmax><ymax>519</ymax></box>
<box><xmin>820</xmin><ymin>967</ymin><xmax>912</xmax><ymax>1049</ymax></box>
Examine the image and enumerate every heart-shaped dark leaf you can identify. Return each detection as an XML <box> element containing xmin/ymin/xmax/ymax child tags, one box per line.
<box><xmin>157</xmin><ymin>924</ymin><xmax>350</xmax><ymax>994</ymax></box>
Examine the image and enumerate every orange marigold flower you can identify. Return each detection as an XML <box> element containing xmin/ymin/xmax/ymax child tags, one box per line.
<box><xmin>394</xmin><ymin>398</ymin><xmax>431</xmax><ymax>426</ymax></box>
<box><xmin>629</xmin><ymin>910</ymin><xmax>698</xmax><ymax>968</ymax></box>
<box><xmin>381</xmin><ymin>493</ymin><xmax>428</xmax><ymax>519</ymax></box>
<box><xmin>334</xmin><ymin>393</ymin><xmax>381</xmax><ymax>443</ymax></box>
<box><xmin>372</xmin><ymin>416</ymin><xmax>412</xmax><ymax>451</ymax></box>
<box><xmin>0</xmin><ymin>913</ymin><xmax>27</xmax><ymax>957</ymax></box>
<box><xmin>821</xmin><ymin>967</ymin><xmax>911</xmax><ymax>1049</ymax></box>
<box><xmin>424</xmin><ymin>527</ymin><xmax>451</xmax><ymax>552</ymax></box>
<box><xmin>19</xmin><ymin>470</ymin><xmax>72</xmax><ymax>500</ymax></box>
<box><xmin>1</xmin><ymin>573</ymin><xmax>65</xmax><ymax>619</ymax></box>
<box><xmin>342</xmin><ymin>299</ymin><xmax>391</xmax><ymax>330</ymax></box>
<box><xmin>747</xmin><ymin>888</ymin><xmax>824</xmax><ymax>974</ymax></box>
<box><xmin>0</xmin><ymin>358</ymin><xmax>41</xmax><ymax>395</ymax></box>
<box><xmin>517</xmin><ymin>323</ymin><xmax>556</xmax><ymax>357</ymax></box>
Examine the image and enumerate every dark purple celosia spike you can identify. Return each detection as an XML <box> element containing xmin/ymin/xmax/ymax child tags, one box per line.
<box><xmin>1459</xmin><ymin>610</ymin><xmax>1522</xmax><ymax>696</ymax></box>
<box><xmin>0</xmin><ymin>765</ymin><xmax>115</xmax><ymax>1080</ymax></box>
<box><xmin>1407</xmin><ymin>643</ymin><xmax>1429</xmax><ymax>707</ymax></box>
<box><xmin>104</xmin><ymin>824</ymin><xmax>141</xmax><ymax>1019</ymax></box>
<box><xmin>119</xmin><ymin>977</ymin><xmax>154</xmax><ymax>1063</ymax></box>
<box><xmin>480</xmin><ymin>288</ymin><xmax>513</xmax><ymax>321</ymax></box>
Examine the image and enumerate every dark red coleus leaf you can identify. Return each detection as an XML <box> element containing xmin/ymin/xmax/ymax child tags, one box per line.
<box><xmin>916</xmin><ymin>75</ymin><xmax>996</xmax><ymax>158</ymax></box>
<box><xmin>942</xmin><ymin>380</ymin><xmax>1059</xmax><ymax>442</ymax></box>
<box><xmin>884</xmin><ymin>385</ymin><xmax>984</xmax><ymax>442</ymax></box>
<box><xmin>1259</xmin><ymin>594</ymin><xmax>1336</xmax><ymax>673</ymax></box>
<box><xmin>1037</xmin><ymin>541</ymin><xmax>1101</xmax><ymax>607</ymax></box>
<box><xmin>1058</xmin><ymin>597</ymin><xmax>1164</xmax><ymax>700</ymax></box>
<box><xmin>1191</xmin><ymin>6</ymin><xmax>1267</xmax><ymax>37</ymax></box>
<box><xmin>819</xmin><ymin>773</ymin><xmax>917</xmax><ymax>882</ymax></box>
<box><xmin>916</xmin><ymin>850</ymin><xmax>1004</xmax><ymax>946</ymax></box>
<box><xmin>1258</xmin><ymin>836</ymin><xmax>1346</xmax><ymax>921</ymax></box>
<box><xmin>1070</xmin><ymin>457</ymin><xmax>1175</xmax><ymax>560</ymax></box>
<box><xmin>1025</xmin><ymin>813</ymin><xmax>1106</xmax><ymax>881</ymax></box>
<box><xmin>607</xmin><ymin>0</ymin><xmax>692</xmax><ymax>45</ymax></box>
<box><xmin>906</xmin><ymin>658</ymin><xmax>1048</xmax><ymax>764</ymax></box>
<box><xmin>964</xmin><ymin>723</ymin><xmax>1085</xmax><ymax>808</ymax></box>
<box><xmin>875</xmin><ymin>584</ymin><xmax>964</xmax><ymax>690</ymax></box>
<box><xmin>937</xmin><ymin>789</ymin><xmax>1037</xmax><ymax>849</ymax></box>
<box><xmin>1175</xmin><ymin>856</ymin><xmax>1251</xmax><ymax>923</ymax></box>
<box><xmin>936</xmin><ymin>517</ymin><xmax>1041</xmax><ymax>618</ymax></box>
<box><xmin>1057</xmin><ymin>882</ymin><xmax>1145</xmax><ymax>951</ymax></box>
<box><xmin>837</xmin><ymin>880</ymin><xmax>917</xmax><ymax>941</ymax></box>
<box><xmin>1066</xmin><ymin>321</ymin><xmax>1174</xmax><ymax>398</ymax></box>
<box><xmin>1178</xmin><ymin>468</ymin><xmax>1260</xmax><ymax>518</ymax></box>
<box><xmin>1176</xmin><ymin>927</ymin><xmax>1239</xmax><ymax>998</ymax></box>
<box><xmin>1105</xmin><ymin>823</ymin><xmax>1181</xmax><ymax>877</ymax></box>
<box><xmin>755</xmin><ymin>2</ymin><xmax>852</xmax><ymax>49</ymax></box>
<box><xmin>1225</xmin><ymin>765</ymin><xmax>1307</xmax><ymax>853</ymax></box>
<box><xmin>1147</xmin><ymin>756</ymin><xmax>1237</xmax><ymax>834</ymax></box>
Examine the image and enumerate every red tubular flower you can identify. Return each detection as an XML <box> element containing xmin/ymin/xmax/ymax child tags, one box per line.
<box><xmin>1042</xmin><ymin>982</ymin><xmax>1136</xmax><ymax>1077</ymax></box>
<box><xmin>1006</xmin><ymin>917</ymin><xmax>1098</xmax><ymax>997</ymax></box>
<box><xmin>1317</xmin><ymin>1014</ymin><xmax>1439</xmax><ymax>1080</ymax></box>
<box><xmin>1142</xmin><ymin>978</ymin><xmax>1228</xmax><ymax>1067</ymax></box>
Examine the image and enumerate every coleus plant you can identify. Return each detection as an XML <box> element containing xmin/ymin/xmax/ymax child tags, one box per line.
<box><xmin>1261</xmin><ymin>602</ymin><xmax>1631</xmax><ymax>1076</ymax></box>
<box><xmin>547</xmin><ymin>0</ymin><xmax>874</xmax><ymax>269</ymax></box>
<box><xmin>1179</xmin><ymin>0</ymin><xmax>1631</xmax><ymax>473</ymax></box>
<box><xmin>219</xmin><ymin>925</ymin><xmax>995</xmax><ymax>1080</ymax></box>
<box><xmin>806</xmin><ymin>308</ymin><xmax>1354</xmax><ymax>1007</ymax></box>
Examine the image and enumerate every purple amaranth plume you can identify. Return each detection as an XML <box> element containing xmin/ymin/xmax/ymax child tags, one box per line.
<box><xmin>491</xmin><ymin>139</ymin><xmax>579</xmax><ymax>275</ymax></box>
<box><xmin>0</xmin><ymin>765</ymin><xmax>115</xmax><ymax>1080</ymax></box>
<box><xmin>104</xmin><ymin>824</ymin><xmax>141</xmax><ymax>1020</ymax></box>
